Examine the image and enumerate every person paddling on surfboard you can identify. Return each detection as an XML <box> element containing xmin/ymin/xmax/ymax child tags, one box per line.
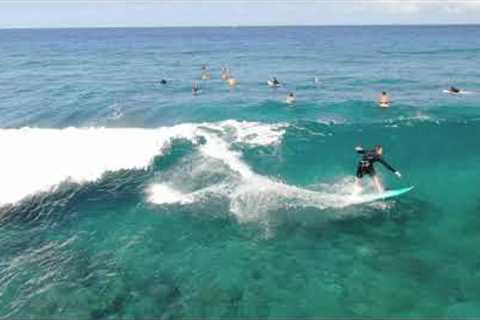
<box><xmin>448</xmin><ymin>86</ymin><xmax>461</xmax><ymax>94</ymax></box>
<box><xmin>267</xmin><ymin>77</ymin><xmax>281</xmax><ymax>87</ymax></box>
<box><xmin>355</xmin><ymin>145</ymin><xmax>401</xmax><ymax>193</ymax></box>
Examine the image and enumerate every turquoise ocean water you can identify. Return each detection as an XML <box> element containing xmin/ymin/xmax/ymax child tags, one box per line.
<box><xmin>1</xmin><ymin>26</ymin><xmax>480</xmax><ymax>318</ymax></box>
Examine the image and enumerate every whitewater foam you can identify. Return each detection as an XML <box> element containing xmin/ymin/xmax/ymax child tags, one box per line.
<box><xmin>0</xmin><ymin>120</ymin><xmax>286</xmax><ymax>206</ymax></box>
<box><xmin>147</xmin><ymin>184</ymin><xmax>193</xmax><ymax>205</ymax></box>
<box><xmin>147</xmin><ymin>127</ymin><xmax>386</xmax><ymax>223</ymax></box>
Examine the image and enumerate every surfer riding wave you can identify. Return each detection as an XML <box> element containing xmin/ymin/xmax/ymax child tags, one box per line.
<box><xmin>355</xmin><ymin>144</ymin><xmax>402</xmax><ymax>193</ymax></box>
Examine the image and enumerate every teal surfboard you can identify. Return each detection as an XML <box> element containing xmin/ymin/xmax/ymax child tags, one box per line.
<box><xmin>354</xmin><ymin>186</ymin><xmax>414</xmax><ymax>204</ymax></box>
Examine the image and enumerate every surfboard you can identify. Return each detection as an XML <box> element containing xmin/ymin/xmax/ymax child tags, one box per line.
<box><xmin>378</xmin><ymin>102</ymin><xmax>391</xmax><ymax>108</ymax></box>
<box><xmin>443</xmin><ymin>89</ymin><xmax>471</xmax><ymax>95</ymax></box>
<box><xmin>267</xmin><ymin>80</ymin><xmax>281</xmax><ymax>88</ymax></box>
<box><xmin>352</xmin><ymin>186</ymin><xmax>414</xmax><ymax>204</ymax></box>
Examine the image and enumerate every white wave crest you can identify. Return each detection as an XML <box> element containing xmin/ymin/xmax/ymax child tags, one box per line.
<box><xmin>0</xmin><ymin>120</ymin><xmax>286</xmax><ymax>206</ymax></box>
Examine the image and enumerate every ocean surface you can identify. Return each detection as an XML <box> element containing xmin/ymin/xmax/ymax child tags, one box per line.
<box><xmin>1</xmin><ymin>25</ymin><xmax>480</xmax><ymax>318</ymax></box>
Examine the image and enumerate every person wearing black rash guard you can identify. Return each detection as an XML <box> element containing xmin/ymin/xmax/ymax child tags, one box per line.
<box><xmin>355</xmin><ymin>144</ymin><xmax>401</xmax><ymax>192</ymax></box>
<box><xmin>449</xmin><ymin>86</ymin><xmax>461</xmax><ymax>94</ymax></box>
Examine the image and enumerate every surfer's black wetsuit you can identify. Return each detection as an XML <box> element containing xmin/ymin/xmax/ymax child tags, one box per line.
<box><xmin>450</xmin><ymin>86</ymin><xmax>460</xmax><ymax>93</ymax></box>
<box><xmin>356</xmin><ymin>148</ymin><xmax>396</xmax><ymax>178</ymax></box>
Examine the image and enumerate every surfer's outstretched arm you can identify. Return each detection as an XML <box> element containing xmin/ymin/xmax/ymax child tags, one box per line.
<box><xmin>378</xmin><ymin>158</ymin><xmax>396</xmax><ymax>172</ymax></box>
<box><xmin>379</xmin><ymin>158</ymin><xmax>402</xmax><ymax>178</ymax></box>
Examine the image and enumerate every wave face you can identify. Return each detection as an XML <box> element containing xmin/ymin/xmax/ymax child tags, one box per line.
<box><xmin>2</xmin><ymin>26</ymin><xmax>480</xmax><ymax>318</ymax></box>
<box><xmin>0</xmin><ymin>120</ymin><xmax>376</xmax><ymax>218</ymax></box>
<box><xmin>2</xmin><ymin>118</ymin><xmax>480</xmax><ymax>319</ymax></box>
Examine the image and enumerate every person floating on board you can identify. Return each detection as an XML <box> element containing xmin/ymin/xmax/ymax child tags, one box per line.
<box><xmin>448</xmin><ymin>86</ymin><xmax>461</xmax><ymax>94</ymax></box>
<box><xmin>267</xmin><ymin>77</ymin><xmax>281</xmax><ymax>87</ymax></box>
<box><xmin>378</xmin><ymin>91</ymin><xmax>391</xmax><ymax>108</ymax></box>
<box><xmin>355</xmin><ymin>145</ymin><xmax>401</xmax><ymax>193</ymax></box>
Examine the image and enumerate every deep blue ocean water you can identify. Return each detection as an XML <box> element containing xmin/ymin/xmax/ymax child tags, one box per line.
<box><xmin>1</xmin><ymin>25</ymin><xmax>480</xmax><ymax>318</ymax></box>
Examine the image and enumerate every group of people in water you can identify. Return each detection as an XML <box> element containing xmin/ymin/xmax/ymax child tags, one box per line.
<box><xmin>159</xmin><ymin>65</ymin><xmax>469</xmax><ymax>193</ymax></box>
<box><xmin>161</xmin><ymin>65</ymin><xmax>465</xmax><ymax>110</ymax></box>
<box><xmin>160</xmin><ymin>65</ymin><xmax>466</xmax><ymax>111</ymax></box>
<box><xmin>160</xmin><ymin>65</ymin><xmax>238</xmax><ymax>96</ymax></box>
<box><xmin>160</xmin><ymin>65</ymin><xmax>301</xmax><ymax>103</ymax></box>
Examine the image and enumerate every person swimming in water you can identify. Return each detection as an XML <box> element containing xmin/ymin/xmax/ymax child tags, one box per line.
<box><xmin>192</xmin><ymin>81</ymin><xmax>200</xmax><ymax>95</ymax></box>
<box><xmin>160</xmin><ymin>79</ymin><xmax>167</xmax><ymax>85</ymax></box>
<box><xmin>222</xmin><ymin>68</ymin><xmax>236</xmax><ymax>87</ymax></box>
<box><xmin>355</xmin><ymin>145</ymin><xmax>401</xmax><ymax>193</ymax></box>
<box><xmin>227</xmin><ymin>75</ymin><xmax>237</xmax><ymax>87</ymax></box>
<box><xmin>220</xmin><ymin>67</ymin><xmax>229</xmax><ymax>81</ymax></box>
<box><xmin>200</xmin><ymin>65</ymin><xmax>211</xmax><ymax>80</ymax></box>
<box><xmin>286</xmin><ymin>92</ymin><xmax>296</xmax><ymax>104</ymax></box>
<box><xmin>378</xmin><ymin>91</ymin><xmax>391</xmax><ymax>108</ymax></box>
